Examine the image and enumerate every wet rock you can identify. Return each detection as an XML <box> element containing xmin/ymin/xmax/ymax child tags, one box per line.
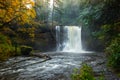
<box><xmin>31</xmin><ymin>53</ymin><xmax>52</xmax><ymax>60</ymax></box>
<box><xmin>20</xmin><ymin>46</ymin><xmax>33</xmax><ymax>56</ymax></box>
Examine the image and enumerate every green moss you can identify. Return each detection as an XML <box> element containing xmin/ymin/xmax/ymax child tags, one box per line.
<box><xmin>0</xmin><ymin>34</ymin><xmax>21</xmax><ymax>61</ymax></box>
<box><xmin>118</xmin><ymin>73</ymin><xmax>120</xmax><ymax>77</ymax></box>
<box><xmin>20</xmin><ymin>45</ymin><xmax>33</xmax><ymax>56</ymax></box>
<box><xmin>0</xmin><ymin>34</ymin><xmax>12</xmax><ymax>61</ymax></box>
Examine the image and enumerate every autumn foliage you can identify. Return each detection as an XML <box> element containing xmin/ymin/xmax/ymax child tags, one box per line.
<box><xmin>0</xmin><ymin>0</ymin><xmax>36</xmax><ymax>60</ymax></box>
<box><xmin>0</xmin><ymin>0</ymin><xmax>36</xmax><ymax>27</ymax></box>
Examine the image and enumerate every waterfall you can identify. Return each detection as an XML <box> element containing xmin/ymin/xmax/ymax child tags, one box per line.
<box><xmin>56</xmin><ymin>26</ymin><xmax>61</xmax><ymax>51</ymax></box>
<box><xmin>63</xmin><ymin>26</ymin><xmax>83</xmax><ymax>52</ymax></box>
<box><xmin>56</xmin><ymin>26</ymin><xmax>84</xmax><ymax>52</ymax></box>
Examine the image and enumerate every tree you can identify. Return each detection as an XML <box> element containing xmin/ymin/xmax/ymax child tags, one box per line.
<box><xmin>34</xmin><ymin>0</ymin><xmax>49</xmax><ymax>22</ymax></box>
<box><xmin>0</xmin><ymin>0</ymin><xmax>36</xmax><ymax>28</ymax></box>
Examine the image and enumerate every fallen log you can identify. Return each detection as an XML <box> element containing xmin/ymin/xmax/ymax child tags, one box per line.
<box><xmin>31</xmin><ymin>53</ymin><xmax>52</xmax><ymax>60</ymax></box>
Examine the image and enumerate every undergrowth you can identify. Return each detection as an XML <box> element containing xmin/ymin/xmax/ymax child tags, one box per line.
<box><xmin>71</xmin><ymin>64</ymin><xmax>105</xmax><ymax>80</ymax></box>
<box><xmin>0</xmin><ymin>34</ymin><xmax>20</xmax><ymax>61</ymax></box>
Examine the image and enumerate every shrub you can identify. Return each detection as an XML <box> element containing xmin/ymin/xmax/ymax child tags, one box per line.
<box><xmin>20</xmin><ymin>45</ymin><xmax>33</xmax><ymax>56</ymax></box>
<box><xmin>106</xmin><ymin>38</ymin><xmax>120</xmax><ymax>70</ymax></box>
<box><xmin>71</xmin><ymin>64</ymin><xmax>95</xmax><ymax>80</ymax></box>
<box><xmin>0</xmin><ymin>34</ymin><xmax>14</xmax><ymax>61</ymax></box>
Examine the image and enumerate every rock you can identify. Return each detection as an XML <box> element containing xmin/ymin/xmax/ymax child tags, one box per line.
<box><xmin>31</xmin><ymin>53</ymin><xmax>52</xmax><ymax>60</ymax></box>
<box><xmin>20</xmin><ymin>45</ymin><xmax>33</xmax><ymax>56</ymax></box>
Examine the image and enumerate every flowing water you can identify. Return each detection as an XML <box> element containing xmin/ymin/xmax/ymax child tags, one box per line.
<box><xmin>0</xmin><ymin>25</ymin><xmax>119</xmax><ymax>79</ymax></box>
<box><xmin>0</xmin><ymin>52</ymin><xmax>119</xmax><ymax>80</ymax></box>
<box><xmin>0</xmin><ymin>0</ymin><xmax>119</xmax><ymax>79</ymax></box>
<box><xmin>63</xmin><ymin>26</ymin><xmax>83</xmax><ymax>52</ymax></box>
<box><xmin>56</xmin><ymin>26</ymin><xmax>61</xmax><ymax>51</ymax></box>
<box><xmin>56</xmin><ymin>26</ymin><xmax>84</xmax><ymax>52</ymax></box>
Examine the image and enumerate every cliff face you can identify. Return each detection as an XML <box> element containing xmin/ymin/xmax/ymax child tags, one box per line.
<box><xmin>34</xmin><ymin>32</ymin><xmax>56</xmax><ymax>52</ymax></box>
<box><xmin>32</xmin><ymin>26</ymin><xmax>56</xmax><ymax>52</ymax></box>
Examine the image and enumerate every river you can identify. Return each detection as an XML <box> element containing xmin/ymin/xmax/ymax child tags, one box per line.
<box><xmin>0</xmin><ymin>52</ymin><xmax>119</xmax><ymax>80</ymax></box>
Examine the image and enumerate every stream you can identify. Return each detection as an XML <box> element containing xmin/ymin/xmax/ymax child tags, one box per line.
<box><xmin>0</xmin><ymin>52</ymin><xmax>119</xmax><ymax>80</ymax></box>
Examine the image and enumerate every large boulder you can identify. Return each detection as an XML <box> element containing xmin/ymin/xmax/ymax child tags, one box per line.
<box><xmin>20</xmin><ymin>46</ymin><xmax>33</xmax><ymax>56</ymax></box>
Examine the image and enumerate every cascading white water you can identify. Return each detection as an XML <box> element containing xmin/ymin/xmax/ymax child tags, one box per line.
<box><xmin>63</xmin><ymin>26</ymin><xmax>83</xmax><ymax>52</ymax></box>
<box><xmin>56</xmin><ymin>26</ymin><xmax>84</xmax><ymax>52</ymax></box>
<box><xmin>56</xmin><ymin>26</ymin><xmax>61</xmax><ymax>51</ymax></box>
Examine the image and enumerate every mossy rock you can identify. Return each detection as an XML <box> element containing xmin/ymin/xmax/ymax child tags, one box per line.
<box><xmin>20</xmin><ymin>46</ymin><xmax>33</xmax><ymax>56</ymax></box>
